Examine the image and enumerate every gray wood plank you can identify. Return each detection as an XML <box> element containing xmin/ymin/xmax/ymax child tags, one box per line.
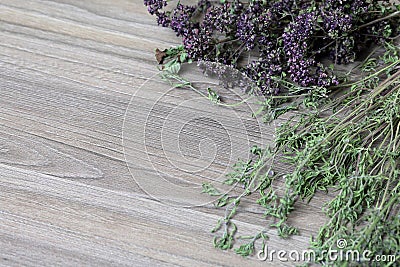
<box><xmin>0</xmin><ymin>0</ymin><xmax>332</xmax><ymax>266</ymax></box>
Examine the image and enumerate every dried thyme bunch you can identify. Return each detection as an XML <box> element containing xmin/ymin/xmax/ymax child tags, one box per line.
<box><xmin>146</xmin><ymin>0</ymin><xmax>400</xmax><ymax>94</ymax></box>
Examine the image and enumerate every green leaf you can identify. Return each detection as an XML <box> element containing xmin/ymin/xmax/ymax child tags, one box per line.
<box><xmin>202</xmin><ymin>182</ymin><xmax>222</xmax><ymax>196</ymax></box>
<box><xmin>207</xmin><ymin>88</ymin><xmax>221</xmax><ymax>104</ymax></box>
<box><xmin>180</xmin><ymin>52</ymin><xmax>188</xmax><ymax>63</ymax></box>
<box><xmin>165</xmin><ymin>61</ymin><xmax>181</xmax><ymax>74</ymax></box>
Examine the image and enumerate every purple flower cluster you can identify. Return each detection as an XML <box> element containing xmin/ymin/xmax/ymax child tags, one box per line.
<box><xmin>283</xmin><ymin>11</ymin><xmax>319</xmax><ymax>87</ymax></box>
<box><xmin>170</xmin><ymin>4</ymin><xmax>197</xmax><ymax>36</ymax></box>
<box><xmin>203</xmin><ymin>2</ymin><xmax>242</xmax><ymax>34</ymax></box>
<box><xmin>350</xmin><ymin>0</ymin><xmax>369</xmax><ymax>15</ymax></box>
<box><xmin>183</xmin><ymin>27</ymin><xmax>213</xmax><ymax>60</ymax></box>
<box><xmin>144</xmin><ymin>0</ymin><xmax>399</xmax><ymax>94</ymax></box>
<box><xmin>156</xmin><ymin>11</ymin><xmax>170</xmax><ymax>27</ymax></box>
<box><xmin>323</xmin><ymin>0</ymin><xmax>368</xmax><ymax>14</ymax></box>
<box><xmin>236</xmin><ymin>1</ymin><xmax>292</xmax><ymax>50</ymax></box>
<box><xmin>283</xmin><ymin>10</ymin><xmax>339</xmax><ymax>87</ymax></box>
<box><xmin>143</xmin><ymin>0</ymin><xmax>167</xmax><ymax>15</ymax></box>
<box><xmin>236</xmin><ymin>2</ymin><xmax>264</xmax><ymax>50</ymax></box>
<box><xmin>245</xmin><ymin>45</ymin><xmax>283</xmax><ymax>94</ymax></box>
<box><xmin>320</xmin><ymin>0</ymin><xmax>363</xmax><ymax>64</ymax></box>
<box><xmin>323</xmin><ymin>7</ymin><xmax>353</xmax><ymax>38</ymax></box>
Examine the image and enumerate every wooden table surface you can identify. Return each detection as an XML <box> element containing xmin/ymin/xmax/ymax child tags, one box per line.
<box><xmin>0</xmin><ymin>1</ymin><xmax>331</xmax><ymax>266</ymax></box>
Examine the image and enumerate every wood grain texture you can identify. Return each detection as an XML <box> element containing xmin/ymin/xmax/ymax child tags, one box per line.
<box><xmin>0</xmin><ymin>1</ymin><xmax>332</xmax><ymax>266</ymax></box>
